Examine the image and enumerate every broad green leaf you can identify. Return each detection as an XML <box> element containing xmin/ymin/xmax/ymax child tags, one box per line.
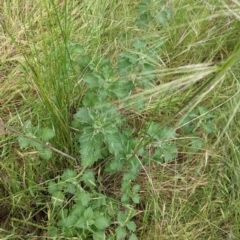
<box><xmin>48</xmin><ymin>181</ymin><xmax>58</xmax><ymax>195</ymax></box>
<box><xmin>18</xmin><ymin>136</ymin><xmax>31</xmax><ymax>148</ymax></box>
<box><xmin>104</xmin><ymin>132</ymin><xmax>123</xmax><ymax>156</ymax></box>
<box><xmin>123</xmin><ymin>171</ymin><xmax>137</xmax><ymax>182</ymax></box>
<box><xmin>75</xmin><ymin>190</ymin><xmax>91</xmax><ymax>206</ymax></box>
<box><xmin>121</xmin><ymin>193</ymin><xmax>129</xmax><ymax>203</ymax></box>
<box><xmin>106</xmin><ymin>157</ymin><xmax>124</xmax><ymax>172</ymax></box>
<box><xmin>121</xmin><ymin>179</ymin><xmax>131</xmax><ymax>191</ymax></box>
<box><xmin>155</xmin><ymin>7</ymin><xmax>172</xmax><ymax>25</ymax></box>
<box><xmin>48</xmin><ymin>226</ymin><xmax>58</xmax><ymax>237</ymax></box>
<box><xmin>147</xmin><ymin>122</ymin><xmax>160</xmax><ymax>138</ymax></box>
<box><xmin>61</xmin><ymin>169</ymin><xmax>77</xmax><ymax>181</ymax></box>
<box><xmin>83</xmin><ymin>72</ymin><xmax>104</xmax><ymax>88</ymax></box>
<box><xmin>39</xmin><ymin>147</ymin><xmax>52</xmax><ymax>160</ymax></box>
<box><xmin>84</xmin><ymin>207</ymin><xmax>94</xmax><ymax>219</ymax></box>
<box><xmin>71</xmin><ymin>202</ymin><xmax>85</xmax><ymax>216</ymax></box>
<box><xmin>132</xmin><ymin>184</ymin><xmax>140</xmax><ymax>193</ymax></box>
<box><xmin>74</xmin><ymin>107</ymin><xmax>93</xmax><ymax>124</ymax></box>
<box><xmin>162</xmin><ymin>143</ymin><xmax>178</xmax><ymax>162</ymax></box>
<box><xmin>75</xmin><ymin>54</ymin><xmax>92</xmax><ymax>68</ymax></box>
<box><xmin>126</xmin><ymin>221</ymin><xmax>137</xmax><ymax>232</ymax></box>
<box><xmin>159</xmin><ymin>127</ymin><xmax>176</xmax><ymax>140</ymax></box>
<box><xmin>94</xmin><ymin>216</ymin><xmax>110</xmax><ymax>230</ymax></box>
<box><xmin>131</xmin><ymin>193</ymin><xmax>140</xmax><ymax>204</ymax></box>
<box><xmin>108</xmin><ymin>80</ymin><xmax>134</xmax><ymax>99</ymax></box>
<box><xmin>39</xmin><ymin>128</ymin><xmax>55</xmax><ymax>141</ymax></box>
<box><xmin>31</xmin><ymin>140</ymin><xmax>42</xmax><ymax>149</ymax></box>
<box><xmin>116</xmin><ymin>226</ymin><xmax>127</xmax><ymax>240</ymax></box>
<box><xmin>101</xmin><ymin>60</ymin><xmax>114</xmax><ymax>79</ymax></box>
<box><xmin>117</xmin><ymin>56</ymin><xmax>132</xmax><ymax>75</ymax></box>
<box><xmin>65</xmin><ymin>182</ymin><xmax>76</xmax><ymax>194</ymax></box>
<box><xmin>80</xmin><ymin>170</ymin><xmax>95</xmax><ymax>187</ymax></box>
<box><xmin>79</xmin><ymin>131</ymin><xmax>103</xmax><ymax>167</ymax></box>
<box><xmin>74</xmin><ymin>216</ymin><xmax>87</xmax><ymax>229</ymax></box>
<box><xmin>201</xmin><ymin>122</ymin><xmax>215</xmax><ymax>133</ymax></box>
<box><xmin>129</xmin><ymin>233</ymin><xmax>138</xmax><ymax>240</ymax></box>
<box><xmin>93</xmin><ymin>231</ymin><xmax>105</xmax><ymax>240</ymax></box>
<box><xmin>128</xmin><ymin>157</ymin><xmax>141</xmax><ymax>175</ymax></box>
<box><xmin>117</xmin><ymin>212</ymin><xmax>127</xmax><ymax>224</ymax></box>
<box><xmin>154</xmin><ymin>148</ymin><xmax>163</xmax><ymax>162</ymax></box>
<box><xmin>65</xmin><ymin>215</ymin><xmax>78</xmax><ymax>227</ymax></box>
<box><xmin>82</xmin><ymin>90</ymin><xmax>99</xmax><ymax>107</ymax></box>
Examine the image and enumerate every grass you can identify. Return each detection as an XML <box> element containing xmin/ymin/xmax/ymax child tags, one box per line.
<box><xmin>1</xmin><ymin>0</ymin><xmax>240</xmax><ymax>239</ymax></box>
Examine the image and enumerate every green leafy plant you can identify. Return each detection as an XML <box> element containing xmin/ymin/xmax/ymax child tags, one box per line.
<box><xmin>136</xmin><ymin>0</ymin><xmax>172</xmax><ymax>27</ymax></box>
<box><xmin>179</xmin><ymin>107</ymin><xmax>216</xmax><ymax>151</ymax></box>
<box><xmin>48</xmin><ymin>169</ymin><xmax>138</xmax><ymax>239</ymax></box>
<box><xmin>117</xmin><ymin>38</ymin><xmax>158</xmax><ymax>89</ymax></box>
<box><xmin>17</xmin><ymin>120</ymin><xmax>55</xmax><ymax>160</ymax></box>
<box><xmin>145</xmin><ymin>121</ymin><xmax>178</xmax><ymax>163</ymax></box>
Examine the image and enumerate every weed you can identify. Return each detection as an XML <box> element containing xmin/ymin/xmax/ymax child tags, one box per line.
<box><xmin>1</xmin><ymin>0</ymin><xmax>240</xmax><ymax>239</ymax></box>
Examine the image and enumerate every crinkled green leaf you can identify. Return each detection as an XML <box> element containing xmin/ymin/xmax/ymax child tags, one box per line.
<box><xmin>61</xmin><ymin>169</ymin><xmax>77</xmax><ymax>181</ymax></box>
<box><xmin>84</xmin><ymin>207</ymin><xmax>94</xmax><ymax>219</ymax></box>
<box><xmin>129</xmin><ymin>233</ymin><xmax>138</xmax><ymax>240</ymax></box>
<box><xmin>109</xmin><ymin>80</ymin><xmax>134</xmax><ymax>99</ymax></box>
<box><xmin>39</xmin><ymin>147</ymin><xmax>52</xmax><ymax>160</ymax></box>
<box><xmin>162</xmin><ymin>143</ymin><xmax>178</xmax><ymax>162</ymax></box>
<box><xmin>93</xmin><ymin>231</ymin><xmax>105</xmax><ymax>240</ymax></box>
<box><xmin>117</xmin><ymin>212</ymin><xmax>127</xmax><ymax>223</ymax></box>
<box><xmin>74</xmin><ymin>107</ymin><xmax>93</xmax><ymax>124</ymax></box>
<box><xmin>156</xmin><ymin>7</ymin><xmax>172</xmax><ymax>25</ymax></box>
<box><xmin>123</xmin><ymin>171</ymin><xmax>137</xmax><ymax>182</ymax></box>
<box><xmin>75</xmin><ymin>190</ymin><xmax>91</xmax><ymax>207</ymax></box>
<box><xmin>48</xmin><ymin>181</ymin><xmax>58</xmax><ymax>195</ymax></box>
<box><xmin>104</xmin><ymin>132</ymin><xmax>123</xmax><ymax>156</ymax></box>
<box><xmin>147</xmin><ymin>122</ymin><xmax>160</xmax><ymax>138</ymax></box>
<box><xmin>39</xmin><ymin>128</ymin><xmax>55</xmax><ymax>141</ymax></box>
<box><xmin>201</xmin><ymin>122</ymin><xmax>215</xmax><ymax>133</ymax></box>
<box><xmin>126</xmin><ymin>221</ymin><xmax>137</xmax><ymax>232</ymax></box>
<box><xmin>76</xmin><ymin>54</ymin><xmax>92</xmax><ymax>68</ymax></box>
<box><xmin>131</xmin><ymin>193</ymin><xmax>140</xmax><ymax>204</ymax></box>
<box><xmin>116</xmin><ymin>226</ymin><xmax>127</xmax><ymax>240</ymax></box>
<box><xmin>82</xmin><ymin>90</ymin><xmax>99</xmax><ymax>107</ymax></box>
<box><xmin>48</xmin><ymin>226</ymin><xmax>58</xmax><ymax>237</ymax></box>
<box><xmin>117</xmin><ymin>56</ymin><xmax>132</xmax><ymax>75</ymax></box>
<box><xmin>80</xmin><ymin>137</ymin><xmax>102</xmax><ymax>167</ymax></box>
<box><xmin>94</xmin><ymin>216</ymin><xmax>110</xmax><ymax>230</ymax></box>
<box><xmin>121</xmin><ymin>193</ymin><xmax>129</xmax><ymax>203</ymax></box>
<box><xmin>18</xmin><ymin>136</ymin><xmax>31</xmax><ymax>148</ymax></box>
<box><xmin>83</xmin><ymin>72</ymin><xmax>104</xmax><ymax>88</ymax></box>
<box><xmin>65</xmin><ymin>182</ymin><xmax>76</xmax><ymax>194</ymax></box>
<box><xmin>65</xmin><ymin>215</ymin><xmax>78</xmax><ymax>227</ymax></box>
<box><xmin>106</xmin><ymin>157</ymin><xmax>124</xmax><ymax>172</ymax></box>
<box><xmin>132</xmin><ymin>184</ymin><xmax>140</xmax><ymax>193</ymax></box>
<box><xmin>160</xmin><ymin>127</ymin><xmax>177</xmax><ymax>140</ymax></box>
<box><xmin>74</xmin><ymin>216</ymin><xmax>87</xmax><ymax>229</ymax></box>
<box><xmin>80</xmin><ymin>170</ymin><xmax>95</xmax><ymax>187</ymax></box>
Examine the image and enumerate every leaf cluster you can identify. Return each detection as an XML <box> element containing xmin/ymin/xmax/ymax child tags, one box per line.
<box><xmin>17</xmin><ymin>120</ymin><xmax>55</xmax><ymax>160</ymax></box>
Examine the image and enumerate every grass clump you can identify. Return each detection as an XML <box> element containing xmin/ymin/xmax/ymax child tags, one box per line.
<box><xmin>1</xmin><ymin>0</ymin><xmax>240</xmax><ymax>239</ymax></box>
